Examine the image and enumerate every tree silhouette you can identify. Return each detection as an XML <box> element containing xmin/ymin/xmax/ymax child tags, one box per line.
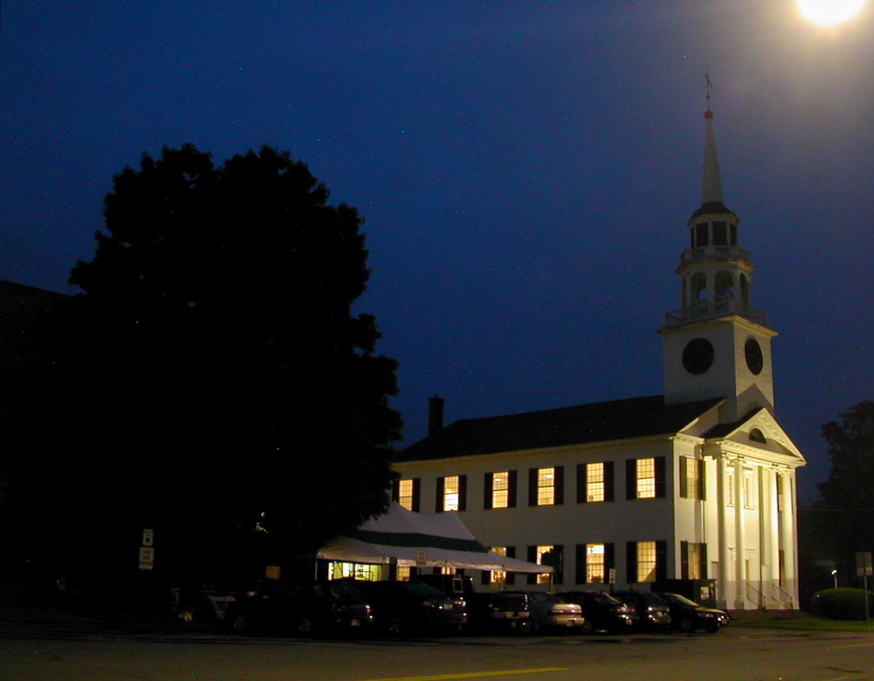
<box><xmin>7</xmin><ymin>145</ymin><xmax>402</xmax><ymax>589</ymax></box>
<box><xmin>818</xmin><ymin>400</ymin><xmax>874</xmax><ymax>510</ymax></box>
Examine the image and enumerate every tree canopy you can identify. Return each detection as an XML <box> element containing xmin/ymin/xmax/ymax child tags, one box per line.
<box><xmin>6</xmin><ymin>144</ymin><xmax>402</xmax><ymax>588</ymax></box>
<box><xmin>817</xmin><ymin>400</ymin><xmax>874</xmax><ymax>510</ymax></box>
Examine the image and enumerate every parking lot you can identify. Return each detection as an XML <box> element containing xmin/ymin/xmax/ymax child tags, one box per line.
<box><xmin>3</xmin><ymin>603</ymin><xmax>874</xmax><ymax>681</ymax></box>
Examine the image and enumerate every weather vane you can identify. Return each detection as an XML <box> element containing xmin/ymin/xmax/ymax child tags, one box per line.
<box><xmin>704</xmin><ymin>69</ymin><xmax>713</xmax><ymax>111</ymax></box>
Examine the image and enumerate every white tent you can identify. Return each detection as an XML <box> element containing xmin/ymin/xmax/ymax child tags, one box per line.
<box><xmin>317</xmin><ymin>503</ymin><xmax>551</xmax><ymax>573</ymax></box>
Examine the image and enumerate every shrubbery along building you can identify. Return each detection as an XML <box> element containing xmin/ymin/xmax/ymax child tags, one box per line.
<box><xmin>393</xmin><ymin>102</ymin><xmax>806</xmax><ymax>612</ymax></box>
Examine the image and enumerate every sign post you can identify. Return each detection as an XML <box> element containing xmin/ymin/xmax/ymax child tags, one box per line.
<box><xmin>856</xmin><ymin>552</ymin><xmax>872</xmax><ymax>629</ymax></box>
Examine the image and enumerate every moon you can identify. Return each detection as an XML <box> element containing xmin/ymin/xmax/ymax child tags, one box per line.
<box><xmin>798</xmin><ymin>0</ymin><xmax>866</xmax><ymax>25</ymax></box>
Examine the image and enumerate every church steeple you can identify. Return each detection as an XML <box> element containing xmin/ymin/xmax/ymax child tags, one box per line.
<box><xmin>660</xmin><ymin>81</ymin><xmax>778</xmax><ymax>423</ymax></box>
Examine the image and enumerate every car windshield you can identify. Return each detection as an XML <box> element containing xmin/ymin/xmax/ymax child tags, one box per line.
<box><xmin>399</xmin><ymin>582</ymin><xmax>449</xmax><ymax>599</ymax></box>
<box><xmin>660</xmin><ymin>592</ymin><xmax>699</xmax><ymax>607</ymax></box>
<box><xmin>592</xmin><ymin>592</ymin><xmax>623</xmax><ymax>605</ymax></box>
<box><xmin>492</xmin><ymin>594</ymin><xmax>528</xmax><ymax>609</ymax></box>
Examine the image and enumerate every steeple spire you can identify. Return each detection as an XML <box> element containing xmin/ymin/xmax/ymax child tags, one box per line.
<box><xmin>700</xmin><ymin>71</ymin><xmax>727</xmax><ymax>212</ymax></box>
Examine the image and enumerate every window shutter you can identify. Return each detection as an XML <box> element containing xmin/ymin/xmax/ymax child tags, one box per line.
<box><xmin>700</xmin><ymin>542</ymin><xmax>708</xmax><ymax>579</ymax></box>
<box><xmin>626</xmin><ymin>541</ymin><xmax>637</xmax><ymax>583</ymax></box>
<box><xmin>527</xmin><ymin>546</ymin><xmax>538</xmax><ymax>585</ymax></box>
<box><xmin>506</xmin><ymin>547</ymin><xmax>516</xmax><ymax>585</ymax></box>
<box><xmin>577</xmin><ymin>464</ymin><xmax>587</xmax><ymax>504</ymax></box>
<box><xmin>508</xmin><ymin>470</ymin><xmax>517</xmax><ymax>508</ymax></box>
<box><xmin>605</xmin><ymin>461</ymin><xmax>615</xmax><ymax>502</ymax></box>
<box><xmin>552</xmin><ymin>545</ymin><xmax>563</xmax><ymax>584</ymax></box>
<box><xmin>656</xmin><ymin>540</ymin><xmax>668</xmax><ymax>582</ymax></box>
<box><xmin>626</xmin><ymin>459</ymin><xmax>636</xmax><ymax>500</ymax></box>
<box><xmin>481</xmin><ymin>569</ymin><xmax>490</xmax><ymax>586</ymax></box>
<box><xmin>698</xmin><ymin>460</ymin><xmax>706</xmax><ymax>501</ymax></box>
<box><xmin>484</xmin><ymin>473</ymin><xmax>494</xmax><ymax>510</ymax></box>
<box><xmin>412</xmin><ymin>479</ymin><xmax>421</xmax><ymax>512</ymax></box>
<box><xmin>528</xmin><ymin>469</ymin><xmax>538</xmax><ymax>506</ymax></box>
<box><xmin>554</xmin><ymin>466</ymin><xmax>564</xmax><ymax>505</ymax></box>
<box><xmin>436</xmin><ymin>477</ymin><xmax>445</xmax><ymax>513</ymax></box>
<box><xmin>679</xmin><ymin>457</ymin><xmax>688</xmax><ymax>498</ymax></box>
<box><xmin>655</xmin><ymin>457</ymin><xmax>667</xmax><ymax>498</ymax></box>
<box><xmin>391</xmin><ymin>478</ymin><xmax>400</xmax><ymax>502</ymax></box>
<box><xmin>680</xmin><ymin>540</ymin><xmax>689</xmax><ymax>580</ymax></box>
<box><xmin>575</xmin><ymin>544</ymin><xmax>587</xmax><ymax>584</ymax></box>
<box><xmin>605</xmin><ymin>542</ymin><xmax>615</xmax><ymax>580</ymax></box>
<box><xmin>459</xmin><ymin>475</ymin><xmax>467</xmax><ymax>511</ymax></box>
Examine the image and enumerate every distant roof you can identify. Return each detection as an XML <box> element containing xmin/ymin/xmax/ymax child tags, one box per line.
<box><xmin>398</xmin><ymin>395</ymin><xmax>724</xmax><ymax>462</ymax></box>
<box><xmin>0</xmin><ymin>279</ymin><xmax>69</xmax><ymax>374</ymax></box>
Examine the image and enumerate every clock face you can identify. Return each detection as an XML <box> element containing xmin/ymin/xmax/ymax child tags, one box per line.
<box><xmin>745</xmin><ymin>338</ymin><xmax>764</xmax><ymax>375</ymax></box>
<box><xmin>682</xmin><ymin>338</ymin><xmax>714</xmax><ymax>375</ymax></box>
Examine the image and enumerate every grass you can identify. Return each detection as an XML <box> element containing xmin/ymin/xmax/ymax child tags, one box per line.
<box><xmin>732</xmin><ymin>617</ymin><xmax>874</xmax><ymax>632</ymax></box>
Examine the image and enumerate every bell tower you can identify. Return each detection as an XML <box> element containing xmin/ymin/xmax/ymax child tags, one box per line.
<box><xmin>660</xmin><ymin>87</ymin><xmax>777</xmax><ymax>424</ymax></box>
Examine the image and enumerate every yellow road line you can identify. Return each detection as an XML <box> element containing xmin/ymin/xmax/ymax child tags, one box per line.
<box><xmin>361</xmin><ymin>668</ymin><xmax>567</xmax><ymax>681</ymax></box>
<box><xmin>831</xmin><ymin>641</ymin><xmax>874</xmax><ymax>649</ymax></box>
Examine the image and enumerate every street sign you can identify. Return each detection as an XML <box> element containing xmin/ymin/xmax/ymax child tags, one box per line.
<box><xmin>139</xmin><ymin>546</ymin><xmax>155</xmax><ymax>571</ymax></box>
<box><xmin>857</xmin><ymin>552</ymin><xmax>873</xmax><ymax>577</ymax></box>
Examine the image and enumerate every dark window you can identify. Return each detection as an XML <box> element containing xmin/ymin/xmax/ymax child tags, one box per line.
<box><xmin>713</xmin><ymin>221</ymin><xmax>728</xmax><ymax>245</ymax></box>
<box><xmin>695</xmin><ymin>222</ymin><xmax>709</xmax><ymax>247</ymax></box>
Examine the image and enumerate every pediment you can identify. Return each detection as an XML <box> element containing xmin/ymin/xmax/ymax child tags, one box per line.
<box><xmin>700</xmin><ymin>408</ymin><xmax>806</xmax><ymax>467</ymax></box>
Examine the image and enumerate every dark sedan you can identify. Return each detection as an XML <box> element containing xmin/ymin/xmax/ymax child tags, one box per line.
<box><xmin>558</xmin><ymin>591</ymin><xmax>639</xmax><ymax>633</ymax></box>
<box><xmin>224</xmin><ymin>581</ymin><xmax>374</xmax><ymax>636</ymax></box>
<box><xmin>356</xmin><ymin>580</ymin><xmax>467</xmax><ymax>636</ymax></box>
<box><xmin>611</xmin><ymin>590</ymin><xmax>672</xmax><ymax>631</ymax></box>
<box><xmin>653</xmin><ymin>591</ymin><xmax>729</xmax><ymax>633</ymax></box>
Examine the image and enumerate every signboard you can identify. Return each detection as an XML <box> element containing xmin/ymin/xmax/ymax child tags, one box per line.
<box><xmin>416</xmin><ymin>550</ymin><xmax>427</xmax><ymax>567</ymax></box>
<box><xmin>139</xmin><ymin>546</ymin><xmax>155</xmax><ymax>571</ymax></box>
<box><xmin>857</xmin><ymin>552</ymin><xmax>873</xmax><ymax>577</ymax></box>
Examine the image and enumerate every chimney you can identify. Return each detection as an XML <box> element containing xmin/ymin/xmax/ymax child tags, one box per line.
<box><xmin>428</xmin><ymin>395</ymin><xmax>445</xmax><ymax>437</ymax></box>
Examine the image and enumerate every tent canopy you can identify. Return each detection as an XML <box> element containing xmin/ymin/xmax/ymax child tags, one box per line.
<box><xmin>317</xmin><ymin>503</ymin><xmax>551</xmax><ymax>573</ymax></box>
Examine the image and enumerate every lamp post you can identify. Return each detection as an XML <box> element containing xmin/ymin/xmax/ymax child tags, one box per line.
<box><xmin>832</xmin><ymin>569</ymin><xmax>838</xmax><ymax>589</ymax></box>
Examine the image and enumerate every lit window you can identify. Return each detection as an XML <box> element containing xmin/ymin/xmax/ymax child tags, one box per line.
<box><xmin>743</xmin><ymin>469</ymin><xmax>755</xmax><ymax>509</ymax></box>
<box><xmin>493</xmin><ymin>471</ymin><xmax>509</xmax><ymax>509</ymax></box>
<box><xmin>538</xmin><ymin>468</ymin><xmax>555</xmax><ymax>506</ymax></box>
<box><xmin>587</xmin><ymin>463</ymin><xmax>604</xmax><ymax>502</ymax></box>
<box><xmin>727</xmin><ymin>467</ymin><xmax>735</xmax><ymax>507</ymax></box>
<box><xmin>398</xmin><ymin>479</ymin><xmax>414</xmax><ymax>511</ymax></box>
<box><xmin>396</xmin><ymin>566</ymin><xmax>411</xmax><ymax>582</ymax></box>
<box><xmin>536</xmin><ymin>545</ymin><xmax>554</xmax><ymax>585</ymax></box>
<box><xmin>681</xmin><ymin>457</ymin><xmax>703</xmax><ymax>500</ymax></box>
<box><xmin>587</xmin><ymin>544</ymin><xmax>606</xmax><ymax>583</ymax></box>
<box><xmin>637</xmin><ymin>458</ymin><xmax>656</xmax><ymax>499</ymax></box>
<box><xmin>489</xmin><ymin>547</ymin><xmax>507</xmax><ymax>586</ymax></box>
<box><xmin>687</xmin><ymin>543</ymin><xmax>702</xmax><ymax>580</ymax></box>
<box><xmin>636</xmin><ymin>541</ymin><xmax>657</xmax><ymax>583</ymax></box>
<box><xmin>776</xmin><ymin>473</ymin><xmax>784</xmax><ymax>513</ymax></box>
<box><xmin>443</xmin><ymin>476</ymin><xmax>460</xmax><ymax>511</ymax></box>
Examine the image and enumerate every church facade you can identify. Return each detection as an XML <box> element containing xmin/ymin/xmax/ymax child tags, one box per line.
<box><xmin>394</xmin><ymin>105</ymin><xmax>806</xmax><ymax>611</ymax></box>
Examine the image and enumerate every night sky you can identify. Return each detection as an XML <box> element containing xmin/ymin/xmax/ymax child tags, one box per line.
<box><xmin>2</xmin><ymin>1</ymin><xmax>873</xmax><ymax>501</ymax></box>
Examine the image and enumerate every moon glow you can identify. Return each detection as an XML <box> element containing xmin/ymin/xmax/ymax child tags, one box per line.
<box><xmin>798</xmin><ymin>0</ymin><xmax>866</xmax><ymax>25</ymax></box>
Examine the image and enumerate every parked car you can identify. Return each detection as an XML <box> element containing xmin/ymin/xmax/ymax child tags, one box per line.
<box><xmin>558</xmin><ymin>591</ymin><xmax>639</xmax><ymax>633</ymax></box>
<box><xmin>224</xmin><ymin>581</ymin><xmax>374</xmax><ymax>636</ymax></box>
<box><xmin>652</xmin><ymin>591</ymin><xmax>729</xmax><ymax>633</ymax></box>
<box><xmin>355</xmin><ymin>580</ymin><xmax>467</xmax><ymax>636</ymax></box>
<box><xmin>611</xmin><ymin>590</ymin><xmax>672</xmax><ymax>631</ymax></box>
<box><xmin>486</xmin><ymin>591</ymin><xmax>584</xmax><ymax>634</ymax></box>
<box><xmin>467</xmin><ymin>591</ymin><xmax>533</xmax><ymax>634</ymax></box>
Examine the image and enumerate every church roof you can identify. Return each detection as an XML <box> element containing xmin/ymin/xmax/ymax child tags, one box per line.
<box><xmin>398</xmin><ymin>395</ymin><xmax>723</xmax><ymax>462</ymax></box>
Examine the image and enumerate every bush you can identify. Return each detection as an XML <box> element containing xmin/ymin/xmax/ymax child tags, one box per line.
<box><xmin>810</xmin><ymin>588</ymin><xmax>874</xmax><ymax>620</ymax></box>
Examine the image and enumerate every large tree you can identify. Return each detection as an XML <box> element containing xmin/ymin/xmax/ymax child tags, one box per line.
<box><xmin>7</xmin><ymin>144</ymin><xmax>401</xmax><ymax>588</ymax></box>
<box><xmin>817</xmin><ymin>400</ymin><xmax>874</xmax><ymax>510</ymax></box>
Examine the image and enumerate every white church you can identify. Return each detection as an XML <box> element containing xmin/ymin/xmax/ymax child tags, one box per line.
<box><xmin>393</xmin><ymin>103</ymin><xmax>806</xmax><ymax>612</ymax></box>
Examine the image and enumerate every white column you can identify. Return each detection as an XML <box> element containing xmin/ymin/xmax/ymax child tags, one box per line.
<box><xmin>734</xmin><ymin>459</ymin><xmax>746</xmax><ymax>610</ymax></box>
<box><xmin>716</xmin><ymin>455</ymin><xmax>730</xmax><ymax>609</ymax></box>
